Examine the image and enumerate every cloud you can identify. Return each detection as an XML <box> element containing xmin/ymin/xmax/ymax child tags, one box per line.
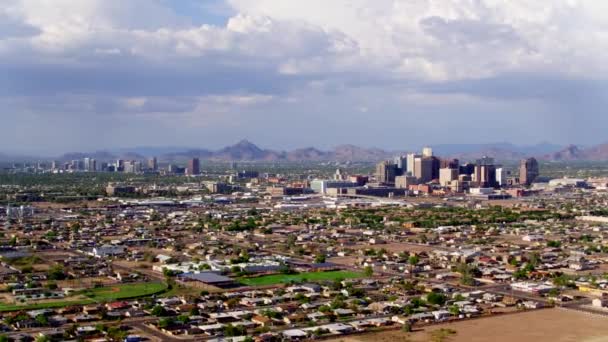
<box><xmin>1</xmin><ymin>0</ymin><xmax>608</xmax><ymax>153</ymax></box>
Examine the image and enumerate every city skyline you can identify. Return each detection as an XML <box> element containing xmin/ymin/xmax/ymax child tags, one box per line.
<box><xmin>2</xmin><ymin>1</ymin><xmax>608</xmax><ymax>154</ymax></box>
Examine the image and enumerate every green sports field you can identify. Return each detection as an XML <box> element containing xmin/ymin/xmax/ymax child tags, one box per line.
<box><xmin>0</xmin><ymin>282</ymin><xmax>167</xmax><ymax>312</ymax></box>
<box><xmin>82</xmin><ymin>282</ymin><xmax>167</xmax><ymax>300</ymax></box>
<box><xmin>239</xmin><ymin>270</ymin><xmax>364</xmax><ymax>286</ymax></box>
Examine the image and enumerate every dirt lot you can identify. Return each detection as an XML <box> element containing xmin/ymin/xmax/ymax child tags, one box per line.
<box><xmin>328</xmin><ymin>308</ymin><xmax>608</xmax><ymax>342</ymax></box>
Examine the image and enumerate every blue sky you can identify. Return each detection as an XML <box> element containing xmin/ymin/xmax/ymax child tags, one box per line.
<box><xmin>1</xmin><ymin>0</ymin><xmax>608</xmax><ymax>155</ymax></box>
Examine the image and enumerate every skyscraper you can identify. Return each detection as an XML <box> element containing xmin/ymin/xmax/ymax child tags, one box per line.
<box><xmin>414</xmin><ymin>157</ymin><xmax>433</xmax><ymax>183</ymax></box>
<box><xmin>375</xmin><ymin>160</ymin><xmax>398</xmax><ymax>184</ymax></box>
<box><xmin>406</xmin><ymin>153</ymin><xmax>420</xmax><ymax>176</ymax></box>
<box><xmin>393</xmin><ymin>155</ymin><xmax>407</xmax><ymax>176</ymax></box>
<box><xmin>147</xmin><ymin>157</ymin><xmax>158</xmax><ymax>171</ymax></box>
<box><xmin>422</xmin><ymin>147</ymin><xmax>433</xmax><ymax>157</ymax></box>
<box><xmin>474</xmin><ymin>156</ymin><xmax>497</xmax><ymax>188</ymax></box>
<box><xmin>519</xmin><ymin>158</ymin><xmax>539</xmax><ymax>186</ymax></box>
<box><xmin>188</xmin><ymin>158</ymin><xmax>201</xmax><ymax>175</ymax></box>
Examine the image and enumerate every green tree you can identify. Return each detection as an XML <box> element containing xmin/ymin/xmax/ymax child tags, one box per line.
<box><xmin>426</xmin><ymin>292</ymin><xmax>447</xmax><ymax>306</ymax></box>
<box><xmin>363</xmin><ymin>266</ymin><xmax>374</xmax><ymax>277</ymax></box>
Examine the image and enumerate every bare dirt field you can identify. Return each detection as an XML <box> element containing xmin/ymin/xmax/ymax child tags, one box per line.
<box><xmin>328</xmin><ymin>308</ymin><xmax>608</xmax><ymax>342</ymax></box>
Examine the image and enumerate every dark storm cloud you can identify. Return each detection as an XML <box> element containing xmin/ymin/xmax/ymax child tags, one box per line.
<box><xmin>0</xmin><ymin>60</ymin><xmax>302</xmax><ymax>98</ymax></box>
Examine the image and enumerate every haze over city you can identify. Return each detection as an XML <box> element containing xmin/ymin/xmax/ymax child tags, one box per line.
<box><xmin>5</xmin><ymin>2</ymin><xmax>608</xmax><ymax>342</ymax></box>
<box><xmin>2</xmin><ymin>0</ymin><xmax>608</xmax><ymax>155</ymax></box>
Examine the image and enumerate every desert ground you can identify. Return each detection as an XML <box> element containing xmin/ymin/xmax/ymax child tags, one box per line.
<box><xmin>328</xmin><ymin>308</ymin><xmax>608</xmax><ymax>342</ymax></box>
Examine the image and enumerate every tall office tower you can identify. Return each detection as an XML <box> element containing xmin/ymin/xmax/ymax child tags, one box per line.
<box><xmin>84</xmin><ymin>158</ymin><xmax>91</xmax><ymax>171</ymax></box>
<box><xmin>133</xmin><ymin>161</ymin><xmax>143</xmax><ymax>173</ymax></box>
<box><xmin>430</xmin><ymin>156</ymin><xmax>441</xmax><ymax>180</ymax></box>
<box><xmin>474</xmin><ymin>156</ymin><xmax>497</xmax><ymax>188</ymax></box>
<box><xmin>116</xmin><ymin>159</ymin><xmax>125</xmax><ymax>172</ymax></box>
<box><xmin>148</xmin><ymin>157</ymin><xmax>158</xmax><ymax>171</ymax></box>
<box><xmin>123</xmin><ymin>161</ymin><xmax>134</xmax><ymax>173</ymax></box>
<box><xmin>51</xmin><ymin>161</ymin><xmax>58</xmax><ymax>171</ymax></box>
<box><xmin>414</xmin><ymin>157</ymin><xmax>434</xmax><ymax>183</ymax></box>
<box><xmin>406</xmin><ymin>153</ymin><xmax>420</xmax><ymax>176</ymax></box>
<box><xmin>188</xmin><ymin>158</ymin><xmax>201</xmax><ymax>175</ymax></box>
<box><xmin>89</xmin><ymin>159</ymin><xmax>97</xmax><ymax>172</ymax></box>
<box><xmin>519</xmin><ymin>157</ymin><xmax>539</xmax><ymax>186</ymax></box>
<box><xmin>496</xmin><ymin>167</ymin><xmax>511</xmax><ymax>187</ymax></box>
<box><xmin>393</xmin><ymin>155</ymin><xmax>407</xmax><ymax>176</ymax></box>
<box><xmin>422</xmin><ymin>146</ymin><xmax>433</xmax><ymax>157</ymax></box>
<box><xmin>375</xmin><ymin>160</ymin><xmax>398</xmax><ymax>184</ymax></box>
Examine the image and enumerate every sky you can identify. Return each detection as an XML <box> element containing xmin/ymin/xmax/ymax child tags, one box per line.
<box><xmin>1</xmin><ymin>0</ymin><xmax>608</xmax><ymax>155</ymax></box>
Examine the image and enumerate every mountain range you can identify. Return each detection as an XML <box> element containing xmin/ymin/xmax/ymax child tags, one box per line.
<box><xmin>4</xmin><ymin>140</ymin><xmax>608</xmax><ymax>163</ymax></box>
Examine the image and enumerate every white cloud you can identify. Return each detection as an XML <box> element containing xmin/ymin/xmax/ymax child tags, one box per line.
<box><xmin>2</xmin><ymin>0</ymin><xmax>608</xmax><ymax>152</ymax></box>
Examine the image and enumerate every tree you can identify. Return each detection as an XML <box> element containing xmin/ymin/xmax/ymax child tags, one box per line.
<box><xmin>426</xmin><ymin>292</ymin><xmax>447</xmax><ymax>306</ymax></box>
<box><xmin>455</xmin><ymin>263</ymin><xmax>479</xmax><ymax>286</ymax></box>
<box><xmin>47</xmin><ymin>264</ymin><xmax>66</xmax><ymax>280</ymax></box>
<box><xmin>35</xmin><ymin>314</ymin><xmax>49</xmax><ymax>326</ymax></box>
<box><xmin>151</xmin><ymin>305</ymin><xmax>167</xmax><ymax>316</ymax></box>
<box><xmin>363</xmin><ymin>266</ymin><xmax>374</xmax><ymax>277</ymax></box>
<box><xmin>314</xmin><ymin>254</ymin><xmax>326</xmax><ymax>263</ymax></box>
<box><xmin>158</xmin><ymin>317</ymin><xmax>174</xmax><ymax>328</ymax></box>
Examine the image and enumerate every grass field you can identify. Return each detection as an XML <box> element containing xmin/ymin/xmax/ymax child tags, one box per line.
<box><xmin>82</xmin><ymin>282</ymin><xmax>167</xmax><ymax>300</ymax></box>
<box><xmin>0</xmin><ymin>282</ymin><xmax>167</xmax><ymax>312</ymax></box>
<box><xmin>239</xmin><ymin>271</ymin><xmax>364</xmax><ymax>286</ymax></box>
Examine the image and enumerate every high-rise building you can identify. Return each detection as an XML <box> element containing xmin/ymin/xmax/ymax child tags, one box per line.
<box><xmin>422</xmin><ymin>147</ymin><xmax>433</xmax><ymax>157</ymax></box>
<box><xmin>496</xmin><ymin>168</ymin><xmax>511</xmax><ymax>187</ymax></box>
<box><xmin>473</xmin><ymin>157</ymin><xmax>497</xmax><ymax>188</ymax></box>
<box><xmin>375</xmin><ymin>160</ymin><xmax>398</xmax><ymax>184</ymax></box>
<box><xmin>459</xmin><ymin>163</ymin><xmax>475</xmax><ymax>176</ymax></box>
<box><xmin>406</xmin><ymin>153</ymin><xmax>420</xmax><ymax>176</ymax></box>
<box><xmin>414</xmin><ymin>157</ymin><xmax>433</xmax><ymax>183</ymax></box>
<box><xmin>147</xmin><ymin>157</ymin><xmax>158</xmax><ymax>171</ymax></box>
<box><xmin>430</xmin><ymin>156</ymin><xmax>441</xmax><ymax>180</ymax></box>
<box><xmin>519</xmin><ymin>158</ymin><xmax>539</xmax><ymax>186</ymax></box>
<box><xmin>188</xmin><ymin>158</ymin><xmax>201</xmax><ymax>175</ymax></box>
<box><xmin>439</xmin><ymin>168</ymin><xmax>459</xmax><ymax>187</ymax></box>
<box><xmin>393</xmin><ymin>155</ymin><xmax>407</xmax><ymax>176</ymax></box>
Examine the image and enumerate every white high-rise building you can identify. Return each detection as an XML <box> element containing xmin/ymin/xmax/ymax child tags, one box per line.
<box><xmin>496</xmin><ymin>168</ymin><xmax>511</xmax><ymax>187</ymax></box>
<box><xmin>406</xmin><ymin>153</ymin><xmax>420</xmax><ymax>176</ymax></box>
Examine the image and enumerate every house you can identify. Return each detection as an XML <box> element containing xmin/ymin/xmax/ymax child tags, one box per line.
<box><xmin>197</xmin><ymin>323</ymin><xmax>224</xmax><ymax>335</ymax></box>
<box><xmin>320</xmin><ymin>323</ymin><xmax>354</xmax><ymax>334</ymax></box>
<box><xmin>432</xmin><ymin>310</ymin><xmax>451</xmax><ymax>321</ymax></box>
<box><xmin>333</xmin><ymin>308</ymin><xmax>355</xmax><ymax>317</ymax></box>
<box><xmin>251</xmin><ymin>315</ymin><xmax>272</xmax><ymax>327</ymax></box>
<box><xmin>91</xmin><ymin>245</ymin><xmax>126</xmax><ymax>258</ymax></box>
<box><xmin>282</xmin><ymin>329</ymin><xmax>308</xmax><ymax>340</ymax></box>
<box><xmin>283</xmin><ymin>313</ymin><xmax>307</xmax><ymax>325</ymax></box>
<box><xmin>106</xmin><ymin>301</ymin><xmax>130</xmax><ymax>311</ymax></box>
